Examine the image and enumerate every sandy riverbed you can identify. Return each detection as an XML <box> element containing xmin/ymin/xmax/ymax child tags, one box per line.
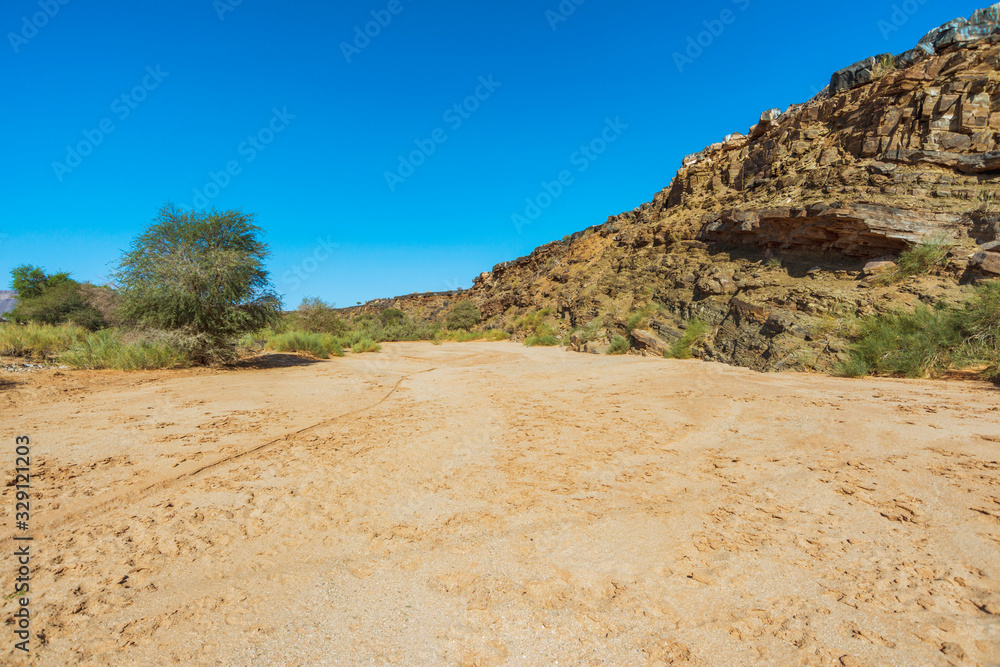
<box><xmin>1</xmin><ymin>342</ymin><xmax>998</xmax><ymax>665</ymax></box>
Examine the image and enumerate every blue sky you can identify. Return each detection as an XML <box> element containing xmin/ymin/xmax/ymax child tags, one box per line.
<box><xmin>0</xmin><ymin>0</ymin><xmax>980</xmax><ymax>306</ymax></box>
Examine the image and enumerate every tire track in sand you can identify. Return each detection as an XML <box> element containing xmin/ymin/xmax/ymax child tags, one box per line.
<box><xmin>0</xmin><ymin>366</ymin><xmax>438</xmax><ymax>546</ymax></box>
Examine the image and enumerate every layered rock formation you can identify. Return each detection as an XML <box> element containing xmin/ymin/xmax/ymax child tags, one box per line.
<box><xmin>354</xmin><ymin>6</ymin><xmax>1000</xmax><ymax>372</ymax></box>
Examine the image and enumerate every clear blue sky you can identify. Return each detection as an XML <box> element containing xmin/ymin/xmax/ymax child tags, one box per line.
<box><xmin>0</xmin><ymin>0</ymin><xmax>979</xmax><ymax>306</ymax></box>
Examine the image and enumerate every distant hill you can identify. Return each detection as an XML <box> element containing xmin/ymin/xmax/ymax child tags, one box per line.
<box><xmin>0</xmin><ymin>291</ymin><xmax>17</xmax><ymax>316</ymax></box>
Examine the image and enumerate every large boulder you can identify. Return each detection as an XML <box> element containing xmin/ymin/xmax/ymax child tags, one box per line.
<box><xmin>916</xmin><ymin>18</ymin><xmax>970</xmax><ymax>55</ymax></box>
<box><xmin>830</xmin><ymin>55</ymin><xmax>892</xmax><ymax>95</ymax></box>
<box><xmin>915</xmin><ymin>6</ymin><xmax>1000</xmax><ymax>55</ymax></box>
<box><xmin>863</xmin><ymin>257</ymin><xmax>897</xmax><ymax>277</ymax></box>
<box><xmin>630</xmin><ymin>329</ymin><xmax>669</xmax><ymax>356</ymax></box>
<box><xmin>970</xmin><ymin>251</ymin><xmax>1000</xmax><ymax>275</ymax></box>
<box><xmin>694</xmin><ymin>267</ymin><xmax>737</xmax><ymax>296</ymax></box>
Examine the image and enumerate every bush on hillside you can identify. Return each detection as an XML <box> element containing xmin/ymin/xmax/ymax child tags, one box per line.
<box><xmin>525</xmin><ymin>334</ymin><xmax>560</xmax><ymax>347</ymax></box>
<box><xmin>839</xmin><ymin>282</ymin><xmax>1000</xmax><ymax>379</ymax></box>
<box><xmin>608</xmin><ymin>335</ymin><xmax>630</xmax><ymax>355</ymax></box>
<box><xmin>445</xmin><ymin>301</ymin><xmax>482</xmax><ymax>330</ymax></box>
<box><xmin>666</xmin><ymin>320</ymin><xmax>710</xmax><ymax>359</ymax></box>
<box><xmin>289</xmin><ymin>297</ymin><xmax>346</xmax><ymax>335</ymax></box>
<box><xmin>350</xmin><ymin>338</ymin><xmax>382</xmax><ymax>353</ymax></box>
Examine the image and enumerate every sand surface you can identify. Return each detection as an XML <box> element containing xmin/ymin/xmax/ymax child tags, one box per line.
<box><xmin>1</xmin><ymin>342</ymin><xmax>998</xmax><ymax>666</ymax></box>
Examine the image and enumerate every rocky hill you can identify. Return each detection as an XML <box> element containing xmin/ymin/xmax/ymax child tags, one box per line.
<box><xmin>0</xmin><ymin>291</ymin><xmax>17</xmax><ymax>318</ymax></box>
<box><xmin>353</xmin><ymin>5</ymin><xmax>1000</xmax><ymax>372</ymax></box>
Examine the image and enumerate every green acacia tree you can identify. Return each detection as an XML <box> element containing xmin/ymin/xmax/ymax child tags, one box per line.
<box><xmin>114</xmin><ymin>204</ymin><xmax>281</xmax><ymax>363</ymax></box>
<box><xmin>8</xmin><ymin>265</ymin><xmax>106</xmax><ymax>329</ymax></box>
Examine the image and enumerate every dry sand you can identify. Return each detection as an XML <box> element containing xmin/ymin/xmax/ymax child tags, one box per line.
<box><xmin>0</xmin><ymin>342</ymin><xmax>998</xmax><ymax>666</ymax></box>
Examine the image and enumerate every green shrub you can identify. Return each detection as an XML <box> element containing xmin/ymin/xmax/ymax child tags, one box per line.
<box><xmin>60</xmin><ymin>330</ymin><xmax>191</xmax><ymax>370</ymax></box>
<box><xmin>839</xmin><ymin>283</ymin><xmax>1000</xmax><ymax>379</ymax></box>
<box><xmin>350</xmin><ymin>338</ymin><xmax>382</xmax><ymax>354</ymax></box>
<box><xmin>516</xmin><ymin>308</ymin><xmax>552</xmax><ymax>333</ymax></box>
<box><xmin>8</xmin><ymin>265</ymin><xmax>107</xmax><ymax>330</ymax></box>
<box><xmin>525</xmin><ymin>335</ymin><xmax>560</xmax><ymax>347</ymax></box>
<box><xmin>608</xmin><ymin>335</ymin><xmax>630</xmax><ymax>355</ymax></box>
<box><xmin>378</xmin><ymin>308</ymin><xmax>408</xmax><ymax>327</ymax></box>
<box><xmin>837</xmin><ymin>305</ymin><xmax>960</xmax><ymax>378</ymax></box>
<box><xmin>577</xmin><ymin>317</ymin><xmax>604</xmax><ymax>344</ymax></box>
<box><xmin>960</xmin><ymin>281</ymin><xmax>1000</xmax><ymax>350</ymax></box>
<box><xmin>266</xmin><ymin>331</ymin><xmax>343</xmax><ymax>359</ymax></box>
<box><xmin>666</xmin><ymin>320</ymin><xmax>710</xmax><ymax>359</ymax></box>
<box><xmin>288</xmin><ymin>298</ymin><xmax>346</xmax><ymax>335</ymax></box>
<box><xmin>482</xmin><ymin>329</ymin><xmax>510</xmax><ymax>342</ymax></box>
<box><xmin>516</xmin><ymin>308</ymin><xmax>560</xmax><ymax>344</ymax></box>
<box><xmin>445</xmin><ymin>302</ymin><xmax>482</xmax><ymax>330</ymax></box>
<box><xmin>337</xmin><ymin>310</ymin><xmax>436</xmax><ymax>344</ymax></box>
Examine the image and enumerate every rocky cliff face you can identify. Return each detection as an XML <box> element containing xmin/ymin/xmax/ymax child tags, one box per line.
<box><xmin>357</xmin><ymin>6</ymin><xmax>1000</xmax><ymax>372</ymax></box>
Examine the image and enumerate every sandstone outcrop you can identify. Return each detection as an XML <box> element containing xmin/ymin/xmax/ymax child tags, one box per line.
<box><xmin>351</xmin><ymin>6</ymin><xmax>1000</xmax><ymax>373</ymax></box>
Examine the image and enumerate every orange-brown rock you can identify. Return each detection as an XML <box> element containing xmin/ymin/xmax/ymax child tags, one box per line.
<box><xmin>352</xmin><ymin>7</ymin><xmax>1000</xmax><ymax>373</ymax></box>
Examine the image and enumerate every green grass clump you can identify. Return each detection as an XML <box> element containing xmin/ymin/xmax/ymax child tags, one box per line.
<box><xmin>624</xmin><ymin>303</ymin><xmax>665</xmax><ymax>334</ymax></box>
<box><xmin>874</xmin><ymin>237</ymin><xmax>952</xmax><ymax>286</ymax></box>
<box><xmin>608</xmin><ymin>335</ymin><xmax>630</xmax><ymax>355</ymax></box>
<box><xmin>525</xmin><ymin>335</ymin><xmax>560</xmax><ymax>347</ymax></box>
<box><xmin>666</xmin><ymin>320</ymin><xmax>710</xmax><ymax>359</ymax></box>
<box><xmin>872</xmin><ymin>54</ymin><xmax>896</xmax><ymax>79</ymax></box>
<box><xmin>60</xmin><ymin>330</ymin><xmax>191</xmax><ymax>370</ymax></box>
<box><xmin>350</xmin><ymin>338</ymin><xmax>382</xmax><ymax>354</ymax></box>
<box><xmin>516</xmin><ymin>308</ymin><xmax>553</xmax><ymax>333</ymax></box>
<box><xmin>0</xmin><ymin>323</ymin><xmax>89</xmax><ymax>360</ymax></box>
<box><xmin>266</xmin><ymin>331</ymin><xmax>343</xmax><ymax>359</ymax></box>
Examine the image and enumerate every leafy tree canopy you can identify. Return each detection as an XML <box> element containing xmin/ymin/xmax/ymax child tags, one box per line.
<box><xmin>114</xmin><ymin>204</ymin><xmax>281</xmax><ymax>359</ymax></box>
<box><xmin>8</xmin><ymin>265</ymin><xmax>105</xmax><ymax>329</ymax></box>
<box><xmin>11</xmin><ymin>264</ymin><xmax>71</xmax><ymax>299</ymax></box>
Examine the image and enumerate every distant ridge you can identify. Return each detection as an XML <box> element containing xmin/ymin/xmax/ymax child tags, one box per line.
<box><xmin>0</xmin><ymin>291</ymin><xmax>18</xmax><ymax>316</ymax></box>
